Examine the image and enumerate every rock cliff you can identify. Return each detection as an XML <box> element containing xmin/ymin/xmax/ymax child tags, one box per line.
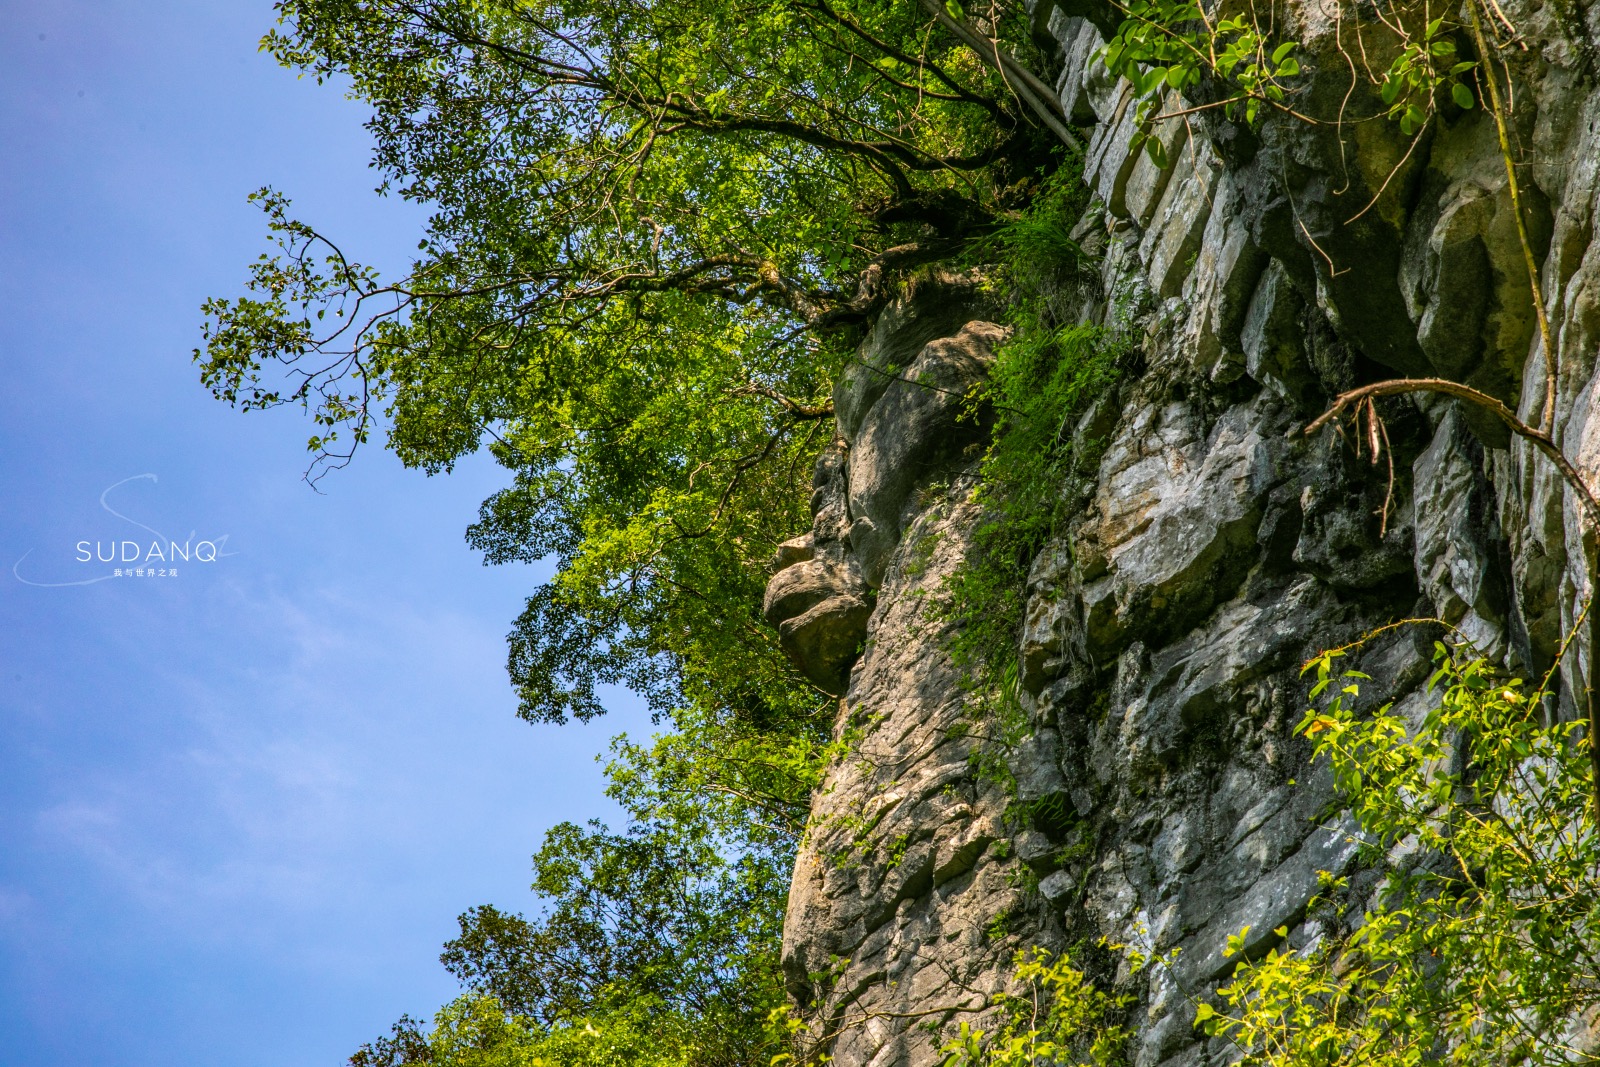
<box><xmin>766</xmin><ymin>0</ymin><xmax>1600</xmax><ymax>1062</ymax></box>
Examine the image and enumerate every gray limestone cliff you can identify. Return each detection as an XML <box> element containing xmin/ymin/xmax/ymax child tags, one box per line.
<box><xmin>763</xmin><ymin>1</ymin><xmax>1600</xmax><ymax>1063</ymax></box>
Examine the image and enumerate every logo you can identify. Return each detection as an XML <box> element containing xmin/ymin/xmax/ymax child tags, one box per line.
<box><xmin>12</xmin><ymin>474</ymin><xmax>235</xmax><ymax>587</ymax></box>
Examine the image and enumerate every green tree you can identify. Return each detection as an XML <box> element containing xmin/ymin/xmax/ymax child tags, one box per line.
<box><xmin>198</xmin><ymin>0</ymin><xmax>1065</xmax><ymax>729</ymax></box>
<box><xmin>346</xmin><ymin>731</ymin><xmax>800</xmax><ymax>1064</ymax></box>
<box><xmin>199</xmin><ymin>5</ymin><xmax>1075</xmax><ymax>1063</ymax></box>
<box><xmin>419</xmin><ymin>731</ymin><xmax>796</xmax><ymax>1066</ymax></box>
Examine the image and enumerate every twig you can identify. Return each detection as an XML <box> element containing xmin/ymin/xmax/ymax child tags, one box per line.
<box><xmin>1466</xmin><ymin>0</ymin><xmax>1558</xmax><ymax>437</ymax></box>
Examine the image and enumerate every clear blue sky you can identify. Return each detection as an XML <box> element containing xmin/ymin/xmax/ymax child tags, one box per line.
<box><xmin>0</xmin><ymin>4</ymin><xmax>644</xmax><ymax>1065</ymax></box>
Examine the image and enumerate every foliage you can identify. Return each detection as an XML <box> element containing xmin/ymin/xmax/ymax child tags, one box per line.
<box><xmin>1199</xmin><ymin>642</ymin><xmax>1600</xmax><ymax>1066</ymax></box>
<box><xmin>199</xmin><ymin>0</ymin><xmax>1066</xmax><ymax>729</ymax></box>
<box><xmin>945</xmin><ymin>316</ymin><xmax>1121</xmax><ymax>679</ymax></box>
<box><xmin>350</xmin><ymin>1016</ymin><xmax>433</xmax><ymax>1066</ymax></box>
<box><xmin>1098</xmin><ymin>0</ymin><xmax>1302</xmax><ymax>163</ymax></box>
<box><xmin>1378</xmin><ymin>15</ymin><xmax>1477</xmax><ymax>135</ymax></box>
<box><xmin>403</xmin><ymin>993</ymin><xmax>687</xmax><ymax>1066</ymax></box>
<box><xmin>936</xmin><ymin>948</ymin><xmax>1131</xmax><ymax>1067</ymax></box>
<box><xmin>931</xmin><ymin>170</ymin><xmax>1123</xmax><ymax>790</ymax></box>
<box><xmin>350</xmin><ymin>718</ymin><xmax>801</xmax><ymax>1067</ymax></box>
<box><xmin>197</xmin><ymin>6</ymin><xmax>1085</xmax><ymax>1067</ymax></box>
<box><xmin>1096</xmin><ymin>0</ymin><xmax>1487</xmax><ymax>160</ymax></box>
<box><xmin>377</xmin><ymin>589</ymin><xmax>827</xmax><ymax>1066</ymax></box>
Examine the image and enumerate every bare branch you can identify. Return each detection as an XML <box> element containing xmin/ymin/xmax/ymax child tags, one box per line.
<box><xmin>1303</xmin><ymin>378</ymin><xmax>1600</xmax><ymax>530</ymax></box>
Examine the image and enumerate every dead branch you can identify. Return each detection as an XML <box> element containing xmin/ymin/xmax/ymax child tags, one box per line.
<box><xmin>1304</xmin><ymin>378</ymin><xmax>1600</xmax><ymax>528</ymax></box>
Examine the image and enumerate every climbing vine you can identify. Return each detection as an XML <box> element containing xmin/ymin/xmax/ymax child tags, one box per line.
<box><xmin>1379</xmin><ymin>13</ymin><xmax>1478</xmax><ymax>133</ymax></box>
<box><xmin>1096</xmin><ymin>0</ymin><xmax>1492</xmax><ymax>154</ymax></box>
<box><xmin>1100</xmin><ymin>0</ymin><xmax>1304</xmax><ymax>163</ymax></box>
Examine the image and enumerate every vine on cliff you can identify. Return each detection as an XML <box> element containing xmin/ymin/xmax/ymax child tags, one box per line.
<box><xmin>931</xmin><ymin>168</ymin><xmax>1127</xmax><ymax>796</ymax></box>
<box><xmin>1097</xmin><ymin>0</ymin><xmax>1477</xmax><ymax>134</ymax></box>
<box><xmin>1100</xmin><ymin>0</ymin><xmax>1306</xmax><ymax>163</ymax></box>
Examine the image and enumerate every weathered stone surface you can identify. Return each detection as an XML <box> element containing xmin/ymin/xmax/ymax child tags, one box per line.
<box><xmin>1053</xmin><ymin>15</ymin><xmax>1105</xmax><ymax>126</ymax></box>
<box><xmin>1123</xmin><ymin>104</ymin><xmax>1189</xmax><ymax>230</ymax></box>
<box><xmin>1412</xmin><ymin>405</ymin><xmax>1510</xmax><ymax>657</ymax></box>
<box><xmin>1400</xmin><ymin>116</ymin><xmax>1552</xmax><ymax>412</ymax></box>
<box><xmin>847</xmin><ymin>320</ymin><xmax>1009</xmax><ymax>587</ymax></box>
<box><xmin>770</xmin><ymin>272</ymin><xmax>1426</xmax><ymax>1064</ymax></box>
<box><xmin>1085</xmin><ymin>85</ymin><xmax>1142</xmax><ymax>220</ymax></box>
<box><xmin>763</xmin><ymin>559</ymin><xmax>873</xmax><ymax>695</ymax></box>
<box><xmin>834</xmin><ymin>271</ymin><xmax>1000</xmax><ymax>442</ymax></box>
<box><xmin>764</xmin><ymin>439</ymin><xmax>875</xmax><ymax>694</ymax></box>
<box><xmin>1241</xmin><ymin>261</ymin><xmax>1314</xmax><ymax>402</ymax></box>
<box><xmin>1075</xmin><ymin>394</ymin><xmax>1287</xmax><ymax>657</ymax></box>
<box><xmin>781</xmin><ymin>484</ymin><xmax>1041</xmax><ymax>1067</ymax></box>
<box><xmin>1184</xmin><ymin>170</ymin><xmax>1271</xmax><ymax>379</ymax></box>
<box><xmin>1139</xmin><ymin>139</ymin><xmax>1221</xmax><ymax>299</ymax></box>
<box><xmin>770</xmin><ymin>2</ymin><xmax>1600</xmax><ymax>1061</ymax></box>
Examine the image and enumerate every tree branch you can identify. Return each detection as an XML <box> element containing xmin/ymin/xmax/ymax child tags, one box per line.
<box><xmin>731</xmin><ymin>384</ymin><xmax>836</xmax><ymax>420</ymax></box>
<box><xmin>913</xmin><ymin>0</ymin><xmax>1083</xmax><ymax>147</ymax></box>
<box><xmin>1303</xmin><ymin>379</ymin><xmax>1600</xmax><ymax>529</ymax></box>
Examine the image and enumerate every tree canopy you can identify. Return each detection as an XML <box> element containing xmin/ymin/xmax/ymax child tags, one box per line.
<box><xmin>199</xmin><ymin>2</ymin><xmax>1072</xmax><ymax>1064</ymax></box>
<box><xmin>199</xmin><ymin>0</ymin><xmax>1065</xmax><ymax>728</ymax></box>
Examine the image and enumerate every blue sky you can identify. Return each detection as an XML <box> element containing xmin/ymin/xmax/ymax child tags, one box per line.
<box><xmin>0</xmin><ymin>4</ymin><xmax>643</xmax><ymax>1065</ymax></box>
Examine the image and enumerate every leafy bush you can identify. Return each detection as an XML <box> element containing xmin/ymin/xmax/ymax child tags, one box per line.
<box><xmin>1200</xmin><ymin>641</ymin><xmax>1600</xmax><ymax>1066</ymax></box>
<box><xmin>934</xmin><ymin>171</ymin><xmax>1125</xmax><ymax>783</ymax></box>
<box><xmin>936</xmin><ymin>948</ymin><xmax>1130</xmax><ymax>1067</ymax></box>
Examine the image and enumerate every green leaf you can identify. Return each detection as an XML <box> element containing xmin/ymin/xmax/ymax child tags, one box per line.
<box><xmin>1451</xmin><ymin>81</ymin><xmax>1475</xmax><ymax>108</ymax></box>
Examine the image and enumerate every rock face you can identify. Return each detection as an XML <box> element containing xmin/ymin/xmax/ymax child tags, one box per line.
<box><xmin>767</xmin><ymin>0</ymin><xmax>1600</xmax><ymax>1062</ymax></box>
<box><xmin>764</xmin><ymin>272</ymin><xmax>1007</xmax><ymax>694</ymax></box>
